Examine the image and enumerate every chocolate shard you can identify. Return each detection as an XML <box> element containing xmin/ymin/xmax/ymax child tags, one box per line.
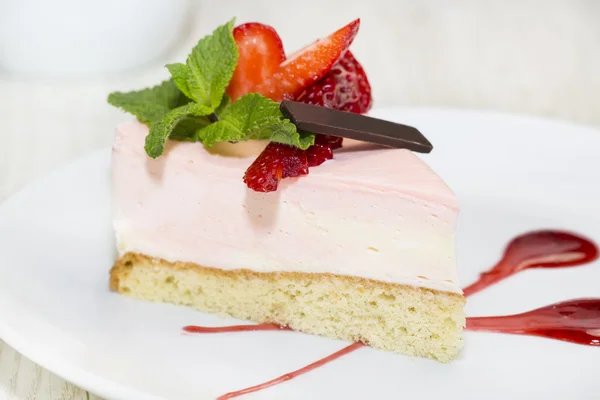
<box><xmin>280</xmin><ymin>100</ymin><xmax>433</xmax><ymax>153</ymax></box>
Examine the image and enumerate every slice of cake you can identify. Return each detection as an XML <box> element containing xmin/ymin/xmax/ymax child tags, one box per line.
<box><xmin>110</xmin><ymin>120</ymin><xmax>464</xmax><ymax>362</ymax></box>
<box><xmin>107</xmin><ymin>18</ymin><xmax>465</xmax><ymax>362</ymax></box>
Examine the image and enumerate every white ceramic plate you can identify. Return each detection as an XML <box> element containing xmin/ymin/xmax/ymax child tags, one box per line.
<box><xmin>0</xmin><ymin>108</ymin><xmax>598</xmax><ymax>400</ymax></box>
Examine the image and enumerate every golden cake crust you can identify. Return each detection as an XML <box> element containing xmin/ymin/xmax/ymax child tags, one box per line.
<box><xmin>111</xmin><ymin>252</ymin><xmax>466</xmax><ymax>362</ymax></box>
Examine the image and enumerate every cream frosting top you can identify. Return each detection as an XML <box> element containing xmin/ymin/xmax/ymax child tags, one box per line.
<box><xmin>112</xmin><ymin>121</ymin><xmax>462</xmax><ymax>294</ymax></box>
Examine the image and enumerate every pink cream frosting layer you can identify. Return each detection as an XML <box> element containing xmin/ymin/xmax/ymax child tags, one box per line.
<box><xmin>112</xmin><ymin>120</ymin><xmax>461</xmax><ymax>294</ymax></box>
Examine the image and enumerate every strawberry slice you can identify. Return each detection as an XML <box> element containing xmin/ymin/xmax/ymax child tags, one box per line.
<box><xmin>296</xmin><ymin>51</ymin><xmax>372</xmax><ymax>114</ymax></box>
<box><xmin>243</xmin><ymin>143</ymin><xmax>308</xmax><ymax>192</ymax></box>
<box><xmin>254</xmin><ymin>19</ymin><xmax>360</xmax><ymax>101</ymax></box>
<box><xmin>226</xmin><ymin>23</ymin><xmax>286</xmax><ymax>101</ymax></box>
<box><xmin>294</xmin><ymin>52</ymin><xmax>371</xmax><ymax>168</ymax></box>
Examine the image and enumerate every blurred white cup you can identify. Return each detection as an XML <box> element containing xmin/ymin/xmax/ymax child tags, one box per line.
<box><xmin>0</xmin><ymin>0</ymin><xmax>191</xmax><ymax>79</ymax></box>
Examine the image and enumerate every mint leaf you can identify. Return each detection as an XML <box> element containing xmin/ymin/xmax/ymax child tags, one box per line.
<box><xmin>218</xmin><ymin>93</ymin><xmax>281</xmax><ymax>132</ymax></box>
<box><xmin>196</xmin><ymin>93</ymin><xmax>315</xmax><ymax>149</ymax></box>
<box><xmin>145</xmin><ymin>103</ymin><xmax>213</xmax><ymax>158</ymax></box>
<box><xmin>165</xmin><ymin>63</ymin><xmax>191</xmax><ymax>99</ymax></box>
<box><xmin>220</xmin><ymin>93</ymin><xmax>315</xmax><ymax>149</ymax></box>
<box><xmin>107</xmin><ymin>79</ymin><xmax>190</xmax><ymax>124</ymax></box>
<box><xmin>261</xmin><ymin>125</ymin><xmax>316</xmax><ymax>149</ymax></box>
<box><xmin>296</xmin><ymin>131</ymin><xmax>316</xmax><ymax>149</ymax></box>
<box><xmin>167</xmin><ymin>18</ymin><xmax>238</xmax><ymax>109</ymax></box>
<box><xmin>216</xmin><ymin>94</ymin><xmax>231</xmax><ymax>115</ymax></box>
<box><xmin>196</xmin><ymin>120</ymin><xmax>241</xmax><ymax>147</ymax></box>
<box><xmin>169</xmin><ymin>116</ymin><xmax>212</xmax><ymax>142</ymax></box>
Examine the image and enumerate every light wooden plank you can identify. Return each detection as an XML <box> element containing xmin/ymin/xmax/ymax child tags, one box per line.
<box><xmin>0</xmin><ymin>340</ymin><xmax>94</xmax><ymax>400</ymax></box>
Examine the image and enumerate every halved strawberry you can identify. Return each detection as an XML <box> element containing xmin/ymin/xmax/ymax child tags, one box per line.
<box><xmin>296</xmin><ymin>51</ymin><xmax>372</xmax><ymax>114</ymax></box>
<box><xmin>226</xmin><ymin>23</ymin><xmax>286</xmax><ymax>101</ymax></box>
<box><xmin>254</xmin><ymin>19</ymin><xmax>360</xmax><ymax>101</ymax></box>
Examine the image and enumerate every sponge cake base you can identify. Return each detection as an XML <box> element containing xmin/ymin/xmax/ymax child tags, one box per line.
<box><xmin>110</xmin><ymin>252</ymin><xmax>465</xmax><ymax>362</ymax></box>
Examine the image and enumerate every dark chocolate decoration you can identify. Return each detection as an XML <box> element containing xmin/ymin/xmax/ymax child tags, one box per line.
<box><xmin>280</xmin><ymin>100</ymin><xmax>433</xmax><ymax>153</ymax></box>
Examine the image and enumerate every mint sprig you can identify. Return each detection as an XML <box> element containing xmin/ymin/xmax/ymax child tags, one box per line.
<box><xmin>107</xmin><ymin>18</ymin><xmax>315</xmax><ymax>158</ymax></box>
<box><xmin>107</xmin><ymin>79</ymin><xmax>190</xmax><ymax>124</ymax></box>
<box><xmin>198</xmin><ymin>93</ymin><xmax>314</xmax><ymax>149</ymax></box>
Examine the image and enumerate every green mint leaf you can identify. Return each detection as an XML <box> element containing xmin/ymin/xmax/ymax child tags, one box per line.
<box><xmin>218</xmin><ymin>93</ymin><xmax>280</xmax><ymax>131</ymax></box>
<box><xmin>297</xmin><ymin>131</ymin><xmax>316</xmax><ymax>149</ymax></box>
<box><xmin>169</xmin><ymin>116</ymin><xmax>212</xmax><ymax>142</ymax></box>
<box><xmin>145</xmin><ymin>103</ymin><xmax>213</xmax><ymax>158</ymax></box>
<box><xmin>264</xmin><ymin>125</ymin><xmax>316</xmax><ymax>149</ymax></box>
<box><xmin>196</xmin><ymin>120</ymin><xmax>241</xmax><ymax>147</ymax></box>
<box><xmin>165</xmin><ymin>63</ymin><xmax>191</xmax><ymax>99</ymax></box>
<box><xmin>200</xmin><ymin>93</ymin><xmax>315</xmax><ymax>149</ymax></box>
<box><xmin>216</xmin><ymin>94</ymin><xmax>231</xmax><ymax>115</ymax></box>
<box><xmin>168</xmin><ymin>18</ymin><xmax>238</xmax><ymax>109</ymax></box>
<box><xmin>107</xmin><ymin>79</ymin><xmax>190</xmax><ymax>124</ymax></box>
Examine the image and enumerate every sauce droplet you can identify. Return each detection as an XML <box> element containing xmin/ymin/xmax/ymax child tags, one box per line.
<box><xmin>462</xmin><ymin>230</ymin><xmax>598</xmax><ymax>297</ymax></box>
<box><xmin>466</xmin><ymin>298</ymin><xmax>600</xmax><ymax>346</ymax></box>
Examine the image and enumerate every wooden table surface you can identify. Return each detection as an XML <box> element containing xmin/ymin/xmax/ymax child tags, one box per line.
<box><xmin>1</xmin><ymin>2</ymin><xmax>599</xmax><ymax>398</ymax></box>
